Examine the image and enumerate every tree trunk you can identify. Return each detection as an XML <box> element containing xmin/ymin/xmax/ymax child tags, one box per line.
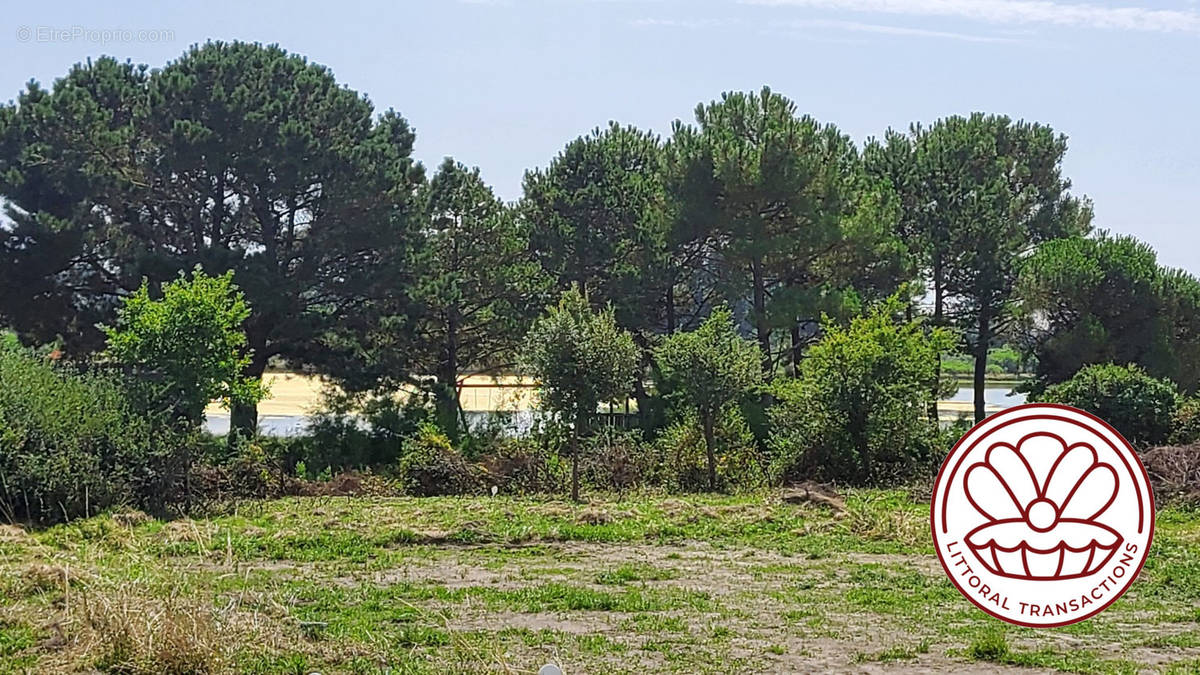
<box><xmin>434</xmin><ymin>368</ymin><xmax>459</xmax><ymax>445</ymax></box>
<box><xmin>665</xmin><ymin>282</ymin><xmax>676</xmax><ymax>334</ymax></box>
<box><xmin>229</xmin><ymin>336</ymin><xmax>269</xmax><ymax>444</ymax></box>
<box><xmin>928</xmin><ymin>357</ymin><xmax>943</xmax><ymax>424</ymax></box>
<box><xmin>790</xmin><ymin>323</ymin><xmax>802</xmax><ymax>376</ymax></box>
<box><xmin>750</xmin><ymin>256</ymin><xmax>771</xmax><ymax>376</ymax></box>
<box><xmin>570</xmin><ymin>416</ymin><xmax>582</xmax><ymax>503</ymax></box>
<box><xmin>974</xmin><ymin>305</ymin><xmax>991</xmax><ymax>424</ymax></box>
<box><xmin>930</xmin><ymin>254</ymin><xmax>945</xmax><ymax>424</ymax></box>
<box><xmin>702</xmin><ymin>412</ymin><xmax>717</xmax><ymax>492</ymax></box>
<box><xmin>932</xmin><ymin>254</ymin><xmax>944</xmax><ymax>325</ymax></box>
<box><xmin>633</xmin><ymin>376</ymin><xmax>652</xmax><ymax>432</ymax></box>
<box><xmin>438</xmin><ymin>308</ymin><xmax>461</xmax><ymax>443</ymax></box>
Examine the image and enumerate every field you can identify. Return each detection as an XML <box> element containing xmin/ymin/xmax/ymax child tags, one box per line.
<box><xmin>2</xmin><ymin>492</ymin><xmax>1199</xmax><ymax>674</ymax></box>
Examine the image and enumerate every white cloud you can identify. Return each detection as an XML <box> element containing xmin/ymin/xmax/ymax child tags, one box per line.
<box><xmin>785</xmin><ymin>18</ymin><xmax>1023</xmax><ymax>41</ymax></box>
<box><xmin>741</xmin><ymin>0</ymin><xmax>1200</xmax><ymax>33</ymax></box>
<box><xmin>631</xmin><ymin>17</ymin><xmax>743</xmax><ymax>28</ymax></box>
<box><xmin>633</xmin><ymin>15</ymin><xmax>1019</xmax><ymax>42</ymax></box>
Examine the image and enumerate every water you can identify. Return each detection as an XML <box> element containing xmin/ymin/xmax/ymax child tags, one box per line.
<box><xmin>949</xmin><ymin>385</ymin><xmax>1027</xmax><ymax>408</ymax></box>
<box><xmin>203</xmin><ymin>410</ymin><xmax>542</xmax><ymax>438</ymax></box>
<box><xmin>204</xmin><ymin>414</ymin><xmax>311</xmax><ymax>437</ymax></box>
<box><xmin>204</xmin><ymin>387</ymin><xmax>1027</xmax><ymax>437</ymax></box>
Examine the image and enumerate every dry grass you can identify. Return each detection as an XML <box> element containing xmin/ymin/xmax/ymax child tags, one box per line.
<box><xmin>838</xmin><ymin>493</ymin><xmax>929</xmax><ymax>549</ymax></box>
<box><xmin>110</xmin><ymin>510</ymin><xmax>154</xmax><ymax>528</ymax></box>
<box><xmin>76</xmin><ymin>587</ymin><xmax>232</xmax><ymax>674</ymax></box>
<box><xmin>14</xmin><ymin>574</ymin><xmax>287</xmax><ymax>674</ymax></box>
<box><xmin>1</xmin><ymin>492</ymin><xmax>1197</xmax><ymax>673</ymax></box>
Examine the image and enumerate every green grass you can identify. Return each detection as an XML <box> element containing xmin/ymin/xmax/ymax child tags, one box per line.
<box><xmin>1</xmin><ymin>491</ymin><xmax>1198</xmax><ymax>673</ymax></box>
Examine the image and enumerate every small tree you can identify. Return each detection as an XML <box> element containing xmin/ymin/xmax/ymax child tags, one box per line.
<box><xmin>522</xmin><ymin>287</ymin><xmax>638</xmax><ymax>501</ymax></box>
<box><xmin>102</xmin><ymin>268</ymin><xmax>264</xmax><ymax>425</ymax></box>
<box><xmin>655</xmin><ymin>306</ymin><xmax>762</xmax><ymax>491</ymax></box>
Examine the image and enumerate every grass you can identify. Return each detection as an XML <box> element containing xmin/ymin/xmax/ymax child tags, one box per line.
<box><xmin>0</xmin><ymin>491</ymin><xmax>1198</xmax><ymax>673</ymax></box>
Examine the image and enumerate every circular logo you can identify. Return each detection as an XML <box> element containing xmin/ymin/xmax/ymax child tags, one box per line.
<box><xmin>931</xmin><ymin>403</ymin><xmax>1154</xmax><ymax>627</ymax></box>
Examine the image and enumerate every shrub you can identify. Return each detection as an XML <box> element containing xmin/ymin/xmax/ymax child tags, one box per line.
<box><xmin>769</xmin><ymin>298</ymin><xmax>953</xmax><ymax>485</ymax></box>
<box><xmin>1038</xmin><ymin>363</ymin><xmax>1178</xmax><ymax>447</ymax></box>
<box><xmin>0</xmin><ymin>348</ymin><xmax>193</xmax><ymax>522</ymax></box>
<box><xmin>653</xmin><ymin>408</ymin><xmax>765</xmax><ymax>493</ymax></box>
<box><xmin>396</xmin><ymin>424</ymin><xmax>482</xmax><ymax>496</ymax></box>
<box><xmin>479</xmin><ymin>436</ymin><xmax>565</xmax><ymax>494</ymax></box>
<box><xmin>655</xmin><ymin>306</ymin><xmax>762</xmax><ymax>491</ymax></box>
<box><xmin>296</xmin><ymin>389</ymin><xmax>431</xmax><ymax>475</ymax></box>
<box><xmin>1170</xmin><ymin>397</ymin><xmax>1200</xmax><ymax>445</ymax></box>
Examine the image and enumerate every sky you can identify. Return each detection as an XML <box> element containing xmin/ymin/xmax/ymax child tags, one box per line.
<box><xmin>2</xmin><ymin>0</ymin><xmax>1198</xmax><ymax>272</ymax></box>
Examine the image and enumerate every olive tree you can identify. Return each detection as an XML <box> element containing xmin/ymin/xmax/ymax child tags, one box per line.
<box><xmin>655</xmin><ymin>306</ymin><xmax>761</xmax><ymax>490</ymax></box>
<box><xmin>522</xmin><ymin>287</ymin><xmax>638</xmax><ymax>501</ymax></box>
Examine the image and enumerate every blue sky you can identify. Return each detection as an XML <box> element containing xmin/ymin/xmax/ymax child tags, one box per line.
<box><xmin>2</xmin><ymin>0</ymin><xmax>1198</xmax><ymax>272</ymax></box>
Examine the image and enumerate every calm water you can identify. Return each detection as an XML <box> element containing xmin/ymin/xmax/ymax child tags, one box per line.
<box><xmin>949</xmin><ymin>385</ymin><xmax>1027</xmax><ymax>407</ymax></box>
<box><xmin>204</xmin><ymin>386</ymin><xmax>1027</xmax><ymax>437</ymax></box>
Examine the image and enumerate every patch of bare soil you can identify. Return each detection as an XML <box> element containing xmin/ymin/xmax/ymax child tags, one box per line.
<box><xmin>354</xmin><ymin>541</ymin><xmax>1195</xmax><ymax>672</ymax></box>
<box><xmin>361</xmin><ymin>541</ymin><xmax>1032</xmax><ymax>672</ymax></box>
<box><xmin>451</xmin><ymin>611</ymin><xmax>614</xmax><ymax>635</ymax></box>
<box><xmin>371</xmin><ymin>559</ymin><xmax>519</xmax><ymax>589</ymax></box>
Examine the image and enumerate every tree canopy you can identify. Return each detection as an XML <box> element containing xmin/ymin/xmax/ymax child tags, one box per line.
<box><xmin>867</xmin><ymin>114</ymin><xmax>1092</xmax><ymax>421</ymax></box>
<box><xmin>416</xmin><ymin>158</ymin><xmax>547</xmax><ymax>439</ymax></box>
<box><xmin>102</xmin><ymin>268</ymin><xmax>264</xmax><ymax>424</ymax></box>
<box><xmin>1018</xmin><ymin>233</ymin><xmax>1200</xmax><ymax>394</ymax></box>
<box><xmin>669</xmin><ymin>87</ymin><xmax>908</xmax><ymax>377</ymax></box>
<box><xmin>0</xmin><ymin>42</ymin><xmax>426</xmax><ymax>434</ymax></box>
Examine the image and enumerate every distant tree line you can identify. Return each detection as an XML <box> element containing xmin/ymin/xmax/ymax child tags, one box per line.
<box><xmin>3</xmin><ymin>40</ymin><xmax>1200</xmax><ymax>443</ymax></box>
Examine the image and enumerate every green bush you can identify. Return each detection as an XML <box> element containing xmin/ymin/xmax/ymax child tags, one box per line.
<box><xmin>652</xmin><ymin>408</ymin><xmax>765</xmax><ymax>493</ymax></box>
<box><xmin>396</xmin><ymin>424</ymin><xmax>482</xmax><ymax>496</ymax></box>
<box><xmin>988</xmin><ymin>346</ymin><xmax>1026</xmax><ymax>375</ymax></box>
<box><xmin>297</xmin><ymin>390</ymin><xmax>431</xmax><ymax>476</ymax></box>
<box><xmin>0</xmin><ymin>348</ymin><xmax>194</xmax><ymax>522</ymax></box>
<box><xmin>769</xmin><ymin>298</ymin><xmax>953</xmax><ymax>485</ymax></box>
<box><xmin>1038</xmin><ymin>363</ymin><xmax>1177</xmax><ymax>447</ymax></box>
<box><xmin>1170</xmin><ymin>397</ymin><xmax>1200</xmax><ymax>445</ymax></box>
<box><xmin>941</xmin><ymin>347</ymin><xmax>1030</xmax><ymax>378</ymax></box>
<box><xmin>940</xmin><ymin>353</ymin><xmax>972</xmax><ymax>377</ymax></box>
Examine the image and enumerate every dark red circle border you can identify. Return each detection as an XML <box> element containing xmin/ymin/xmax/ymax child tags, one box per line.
<box><xmin>929</xmin><ymin>403</ymin><xmax>1156</xmax><ymax>628</ymax></box>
